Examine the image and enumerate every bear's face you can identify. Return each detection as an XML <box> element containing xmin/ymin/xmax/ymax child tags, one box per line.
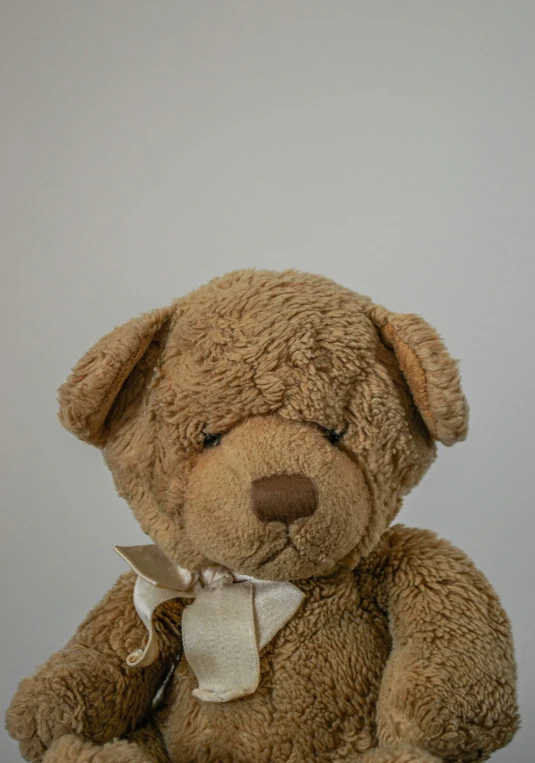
<box><xmin>180</xmin><ymin>415</ymin><xmax>373</xmax><ymax>580</ymax></box>
<box><xmin>59</xmin><ymin>270</ymin><xmax>468</xmax><ymax>580</ymax></box>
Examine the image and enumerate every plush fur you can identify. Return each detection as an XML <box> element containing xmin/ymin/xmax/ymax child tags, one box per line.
<box><xmin>6</xmin><ymin>269</ymin><xmax>518</xmax><ymax>763</ymax></box>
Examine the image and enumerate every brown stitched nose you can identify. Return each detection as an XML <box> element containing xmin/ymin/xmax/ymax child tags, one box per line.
<box><xmin>251</xmin><ymin>474</ymin><xmax>317</xmax><ymax>524</ymax></box>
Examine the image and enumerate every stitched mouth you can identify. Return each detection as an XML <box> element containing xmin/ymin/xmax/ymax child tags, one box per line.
<box><xmin>258</xmin><ymin>539</ymin><xmax>294</xmax><ymax>566</ymax></box>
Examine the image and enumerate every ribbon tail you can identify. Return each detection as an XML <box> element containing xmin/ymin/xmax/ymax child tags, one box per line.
<box><xmin>182</xmin><ymin>581</ymin><xmax>260</xmax><ymax>702</ymax></box>
<box><xmin>127</xmin><ymin>576</ymin><xmax>183</xmax><ymax>667</ymax></box>
<box><xmin>250</xmin><ymin>579</ymin><xmax>305</xmax><ymax>650</ymax></box>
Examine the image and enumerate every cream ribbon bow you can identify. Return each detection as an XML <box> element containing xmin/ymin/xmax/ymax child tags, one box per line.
<box><xmin>114</xmin><ymin>545</ymin><xmax>304</xmax><ymax>703</ymax></box>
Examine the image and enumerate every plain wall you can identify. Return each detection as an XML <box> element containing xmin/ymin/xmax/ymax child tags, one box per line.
<box><xmin>1</xmin><ymin>2</ymin><xmax>533</xmax><ymax>761</ymax></box>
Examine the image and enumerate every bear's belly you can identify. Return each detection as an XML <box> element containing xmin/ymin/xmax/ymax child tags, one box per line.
<box><xmin>158</xmin><ymin>570</ymin><xmax>391</xmax><ymax>763</ymax></box>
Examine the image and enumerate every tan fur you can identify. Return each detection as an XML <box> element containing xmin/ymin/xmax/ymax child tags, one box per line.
<box><xmin>6</xmin><ymin>270</ymin><xmax>518</xmax><ymax>762</ymax></box>
<box><xmin>58</xmin><ymin>307</ymin><xmax>173</xmax><ymax>446</ymax></box>
<box><xmin>368</xmin><ymin>307</ymin><xmax>468</xmax><ymax>446</ymax></box>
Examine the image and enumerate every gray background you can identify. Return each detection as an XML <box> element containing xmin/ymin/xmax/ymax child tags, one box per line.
<box><xmin>1</xmin><ymin>2</ymin><xmax>533</xmax><ymax>761</ymax></box>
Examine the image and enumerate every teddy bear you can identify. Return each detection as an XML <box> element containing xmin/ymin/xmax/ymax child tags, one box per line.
<box><xmin>6</xmin><ymin>269</ymin><xmax>519</xmax><ymax>763</ymax></box>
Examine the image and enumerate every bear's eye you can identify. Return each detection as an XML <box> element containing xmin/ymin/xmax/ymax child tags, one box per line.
<box><xmin>203</xmin><ymin>432</ymin><xmax>222</xmax><ymax>449</ymax></box>
<box><xmin>318</xmin><ymin>426</ymin><xmax>345</xmax><ymax>446</ymax></box>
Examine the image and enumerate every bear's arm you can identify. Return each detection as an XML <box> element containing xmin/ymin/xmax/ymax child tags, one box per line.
<box><xmin>374</xmin><ymin>525</ymin><xmax>519</xmax><ymax>762</ymax></box>
<box><xmin>6</xmin><ymin>571</ymin><xmax>184</xmax><ymax>762</ymax></box>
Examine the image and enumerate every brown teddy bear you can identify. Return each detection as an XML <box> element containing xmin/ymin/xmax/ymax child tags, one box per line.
<box><xmin>6</xmin><ymin>269</ymin><xmax>519</xmax><ymax>763</ymax></box>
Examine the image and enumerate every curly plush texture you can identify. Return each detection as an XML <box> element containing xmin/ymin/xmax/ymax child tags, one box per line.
<box><xmin>6</xmin><ymin>269</ymin><xmax>518</xmax><ymax>763</ymax></box>
<box><xmin>42</xmin><ymin>733</ymin><xmax>165</xmax><ymax>763</ymax></box>
<box><xmin>58</xmin><ymin>307</ymin><xmax>173</xmax><ymax>446</ymax></box>
<box><xmin>368</xmin><ymin>305</ymin><xmax>468</xmax><ymax>446</ymax></box>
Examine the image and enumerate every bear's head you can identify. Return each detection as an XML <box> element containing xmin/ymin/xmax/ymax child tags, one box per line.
<box><xmin>58</xmin><ymin>270</ymin><xmax>468</xmax><ymax>581</ymax></box>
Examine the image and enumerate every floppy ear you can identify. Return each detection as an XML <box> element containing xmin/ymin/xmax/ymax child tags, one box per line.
<box><xmin>58</xmin><ymin>306</ymin><xmax>173</xmax><ymax>447</ymax></box>
<box><xmin>368</xmin><ymin>305</ymin><xmax>469</xmax><ymax>446</ymax></box>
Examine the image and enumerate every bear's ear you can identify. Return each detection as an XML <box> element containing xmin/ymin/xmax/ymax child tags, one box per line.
<box><xmin>58</xmin><ymin>306</ymin><xmax>173</xmax><ymax>447</ymax></box>
<box><xmin>368</xmin><ymin>305</ymin><xmax>469</xmax><ymax>446</ymax></box>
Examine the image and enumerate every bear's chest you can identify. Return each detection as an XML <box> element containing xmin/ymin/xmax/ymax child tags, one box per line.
<box><xmin>159</xmin><ymin>569</ymin><xmax>391</xmax><ymax>763</ymax></box>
